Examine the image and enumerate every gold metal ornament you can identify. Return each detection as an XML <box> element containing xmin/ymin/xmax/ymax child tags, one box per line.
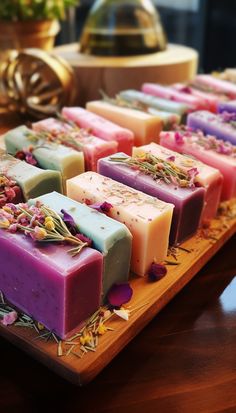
<box><xmin>0</xmin><ymin>49</ymin><xmax>75</xmax><ymax>119</ymax></box>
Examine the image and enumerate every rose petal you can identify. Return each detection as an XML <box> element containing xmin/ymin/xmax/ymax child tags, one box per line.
<box><xmin>61</xmin><ymin>209</ymin><xmax>77</xmax><ymax>234</ymax></box>
<box><xmin>148</xmin><ymin>263</ymin><xmax>167</xmax><ymax>282</ymax></box>
<box><xmin>75</xmin><ymin>233</ymin><xmax>92</xmax><ymax>247</ymax></box>
<box><xmin>107</xmin><ymin>283</ymin><xmax>133</xmax><ymax>307</ymax></box>
<box><xmin>90</xmin><ymin>201</ymin><xmax>113</xmax><ymax>214</ymax></box>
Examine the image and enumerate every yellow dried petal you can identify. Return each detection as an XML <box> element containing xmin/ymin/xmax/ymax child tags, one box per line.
<box><xmin>45</xmin><ymin>220</ymin><xmax>55</xmax><ymax>230</ymax></box>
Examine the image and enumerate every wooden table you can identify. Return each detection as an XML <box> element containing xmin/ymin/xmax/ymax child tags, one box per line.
<box><xmin>0</xmin><ymin>119</ymin><xmax>236</xmax><ymax>412</ymax></box>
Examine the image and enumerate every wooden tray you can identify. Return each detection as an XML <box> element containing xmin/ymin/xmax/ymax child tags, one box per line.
<box><xmin>0</xmin><ymin>202</ymin><xmax>235</xmax><ymax>386</ymax></box>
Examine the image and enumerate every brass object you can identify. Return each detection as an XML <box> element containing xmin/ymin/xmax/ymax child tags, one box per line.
<box><xmin>0</xmin><ymin>49</ymin><xmax>75</xmax><ymax>119</ymax></box>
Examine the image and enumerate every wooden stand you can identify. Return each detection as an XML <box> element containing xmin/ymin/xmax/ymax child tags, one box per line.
<box><xmin>54</xmin><ymin>43</ymin><xmax>198</xmax><ymax>106</ymax></box>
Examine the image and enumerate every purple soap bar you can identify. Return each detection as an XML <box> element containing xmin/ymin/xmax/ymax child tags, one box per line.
<box><xmin>187</xmin><ymin>111</ymin><xmax>236</xmax><ymax>145</ymax></box>
<box><xmin>218</xmin><ymin>100</ymin><xmax>236</xmax><ymax>113</ymax></box>
<box><xmin>98</xmin><ymin>154</ymin><xmax>205</xmax><ymax>245</ymax></box>
<box><xmin>0</xmin><ymin>230</ymin><xmax>102</xmax><ymax>339</ymax></box>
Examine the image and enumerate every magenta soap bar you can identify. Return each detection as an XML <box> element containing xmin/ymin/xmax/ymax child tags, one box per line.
<box><xmin>172</xmin><ymin>83</ymin><xmax>219</xmax><ymax>113</ymax></box>
<box><xmin>32</xmin><ymin>118</ymin><xmax>118</xmax><ymax>172</ymax></box>
<box><xmin>98</xmin><ymin>154</ymin><xmax>205</xmax><ymax>245</ymax></box>
<box><xmin>187</xmin><ymin>110</ymin><xmax>236</xmax><ymax>145</ymax></box>
<box><xmin>160</xmin><ymin>130</ymin><xmax>236</xmax><ymax>201</ymax></box>
<box><xmin>133</xmin><ymin>142</ymin><xmax>223</xmax><ymax>223</ymax></box>
<box><xmin>62</xmin><ymin>107</ymin><xmax>134</xmax><ymax>155</ymax></box>
<box><xmin>142</xmin><ymin>83</ymin><xmax>205</xmax><ymax>111</ymax></box>
<box><xmin>0</xmin><ymin>230</ymin><xmax>102</xmax><ymax>339</ymax></box>
<box><xmin>194</xmin><ymin>75</ymin><xmax>236</xmax><ymax>99</ymax></box>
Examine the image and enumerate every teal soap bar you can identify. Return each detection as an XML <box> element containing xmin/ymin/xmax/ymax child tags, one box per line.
<box><xmin>3</xmin><ymin>126</ymin><xmax>85</xmax><ymax>193</ymax></box>
<box><xmin>0</xmin><ymin>153</ymin><xmax>62</xmax><ymax>200</ymax></box>
<box><xmin>31</xmin><ymin>191</ymin><xmax>132</xmax><ymax>300</ymax></box>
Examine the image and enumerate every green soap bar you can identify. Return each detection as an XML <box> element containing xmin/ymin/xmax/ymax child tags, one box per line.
<box><xmin>32</xmin><ymin>191</ymin><xmax>132</xmax><ymax>301</ymax></box>
<box><xmin>0</xmin><ymin>153</ymin><xmax>62</xmax><ymax>200</ymax></box>
<box><xmin>4</xmin><ymin>126</ymin><xmax>85</xmax><ymax>193</ymax></box>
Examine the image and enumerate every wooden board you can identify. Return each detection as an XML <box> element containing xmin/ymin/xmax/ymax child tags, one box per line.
<box><xmin>54</xmin><ymin>43</ymin><xmax>198</xmax><ymax>107</ymax></box>
<box><xmin>0</xmin><ymin>202</ymin><xmax>235</xmax><ymax>386</ymax></box>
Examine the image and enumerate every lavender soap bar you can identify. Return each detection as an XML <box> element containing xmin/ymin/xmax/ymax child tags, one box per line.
<box><xmin>187</xmin><ymin>111</ymin><xmax>236</xmax><ymax>145</ymax></box>
<box><xmin>0</xmin><ymin>225</ymin><xmax>102</xmax><ymax>339</ymax></box>
<box><xmin>98</xmin><ymin>154</ymin><xmax>205</xmax><ymax>245</ymax></box>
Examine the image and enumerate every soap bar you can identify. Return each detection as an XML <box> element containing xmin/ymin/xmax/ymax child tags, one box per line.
<box><xmin>146</xmin><ymin>108</ymin><xmax>180</xmax><ymax>129</ymax></box>
<box><xmin>86</xmin><ymin>100</ymin><xmax>163</xmax><ymax>147</ymax></box>
<box><xmin>4</xmin><ymin>125</ymin><xmax>85</xmax><ymax>193</ymax></box>
<box><xmin>141</xmin><ymin>83</ymin><xmax>204</xmax><ymax>111</ymax></box>
<box><xmin>0</xmin><ymin>153</ymin><xmax>62</xmax><ymax>200</ymax></box>
<box><xmin>193</xmin><ymin>75</ymin><xmax>236</xmax><ymax>99</ymax></box>
<box><xmin>98</xmin><ymin>154</ymin><xmax>205</xmax><ymax>245</ymax></box>
<box><xmin>133</xmin><ymin>143</ymin><xmax>223</xmax><ymax>223</ymax></box>
<box><xmin>0</xmin><ymin>228</ymin><xmax>103</xmax><ymax>339</ymax></box>
<box><xmin>187</xmin><ymin>111</ymin><xmax>236</xmax><ymax>145</ymax></box>
<box><xmin>62</xmin><ymin>107</ymin><xmax>134</xmax><ymax>155</ymax></box>
<box><xmin>160</xmin><ymin>130</ymin><xmax>236</xmax><ymax>201</ymax></box>
<box><xmin>67</xmin><ymin>172</ymin><xmax>174</xmax><ymax>276</ymax></box>
<box><xmin>32</xmin><ymin>118</ymin><xmax>118</xmax><ymax>172</ymax></box>
<box><xmin>172</xmin><ymin>83</ymin><xmax>220</xmax><ymax>113</ymax></box>
<box><xmin>217</xmin><ymin>100</ymin><xmax>236</xmax><ymax>114</ymax></box>
<box><xmin>119</xmin><ymin>89</ymin><xmax>187</xmax><ymax>116</ymax></box>
<box><xmin>32</xmin><ymin>191</ymin><xmax>132</xmax><ymax>300</ymax></box>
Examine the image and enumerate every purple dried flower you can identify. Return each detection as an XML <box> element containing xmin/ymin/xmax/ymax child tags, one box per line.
<box><xmin>1</xmin><ymin>310</ymin><xmax>18</xmax><ymax>326</ymax></box>
<box><xmin>61</xmin><ymin>209</ymin><xmax>77</xmax><ymax>235</ymax></box>
<box><xmin>90</xmin><ymin>201</ymin><xmax>113</xmax><ymax>214</ymax></box>
<box><xmin>179</xmin><ymin>86</ymin><xmax>192</xmax><ymax>94</ymax></box>
<box><xmin>148</xmin><ymin>263</ymin><xmax>167</xmax><ymax>282</ymax></box>
<box><xmin>107</xmin><ymin>283</ymin><xmax>133</xmax><ymax>307</ymax></box>
<box><xmin>166</xmin><ymin>155</ymin><xmax>176</xmax><ymax>162</ymax></box>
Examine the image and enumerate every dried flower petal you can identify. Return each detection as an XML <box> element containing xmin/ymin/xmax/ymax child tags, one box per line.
<box><xmin>148</xmin><ymin>262</ymin><xmax>167</xmax><ymax>282</ymax></box>
<box><xmin>75</xmin><ymin>233</ymin><xmax>92</xmax><ymax>247</ymax></box>
<box><xmin>90</xmin><ymin>201</ymin><xmax>113</xmax><ymax>214</ymax></box>
<box><xmin>107</xmin><ymin>283</ymin><xmax>133</xmax><ymax>307</ymax></box>
<box><xmin>175</xmin><ymin>132</ymin><xmax>184</xmax><ymax>145</ymax></box>
<box><xmin>1</xmin><ymin>310</ymin><xmax>18</xmax><ymax>326</ymax></box>
<box><xmin>113</xmin><ymin>308</ymin><xmax>130</xmax><ymax>321</ymax></box>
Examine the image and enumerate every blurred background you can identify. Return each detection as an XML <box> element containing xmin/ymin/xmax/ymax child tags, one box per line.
<box><xmin>58</xmin><ymin>0</ymin><xmax>236</xmax><ymax>72</ymax></box>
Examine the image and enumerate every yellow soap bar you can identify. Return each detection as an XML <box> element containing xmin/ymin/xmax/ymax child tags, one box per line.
<box><xmin>67</xmin><ymin>172</ymin><xmax>174</xmax><ymax>276</ymax></box>
<box><xmin>86</xmin><ymin>100</ymin><xmax>163</xmax><ymax>147</ymax></box>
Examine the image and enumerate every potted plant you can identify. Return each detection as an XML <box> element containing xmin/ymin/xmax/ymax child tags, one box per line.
<box><xmin>0</xmin><ymin>0</ymin><xmax>78</xmax><ymax>51</ymax></box>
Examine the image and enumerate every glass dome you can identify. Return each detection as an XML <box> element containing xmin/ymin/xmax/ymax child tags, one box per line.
<box><xmin>79</xmin><ymin>0</ymin><xmax>167</xmax><ymax>56</ymax></box>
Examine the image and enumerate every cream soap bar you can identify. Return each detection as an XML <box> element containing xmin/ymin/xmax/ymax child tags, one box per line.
<box><xmin>86</xmin><ymin>100</ymin><xmax>163</xmax><ymax>147</ymax></box>
<box><xmin>98</xmin><ymin>154</ymin><xmax>205</xmax><ymax>245</ymax></box>
<box><xmin>160</xmin><ymin>130</ymin><xmax>236</xmax><ymax>201</ymax></box>
<box><xmin>67</xmin><ymin>172</ymin><xmax>174</xmax><ymax>276</ymax></box>
<box><xmin>119</xmin><ymin>89</ymin><xmax>187</xmax><ymax>116</ymax></box>
<box><xmin>32</xmin><ymin>118</ymin><xmax>118</xmax><ymax>172</ymax></box>
<box><xmin>33</xmin><ymin>191</ymin><xmax>132</xmax><ymax>299</ymax></box>
<box><xmin>133</xmin><ymin>143</ymin><xmax>223</xmax><ymax>223</ymax></box>
<box><xmin>4</xmin><ymin>126</ymin><xmax>85</xmax><ymax>192</ymax></box>
<box><xmin>62</xmin><ymin>107</ymin><xmax>134</xmax><ymax>155</ymax></box>
<box><xmin>0</xmin><ymin>228</ymin><xmax>102</xmax><ymax>339</ymax></box>
<box><xmin>0</xmin><ymin>153</ymin><xmax>62</xmax><ymax>200</ymax></box>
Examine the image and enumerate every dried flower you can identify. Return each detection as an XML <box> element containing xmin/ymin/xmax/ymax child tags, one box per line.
<box><xmin>107</xmin><ymin>283</ymin><xmax>133</xmax><ymax>307</ymax></box>
<box><xmin>148</xmin><ymin>263</ymin><xmax>167</xmax><ymax>282</ymax></box>
<box><xmin>175</xmin><ymin>132</ymin><xmax>184</xmax><ymax>145</ymax></box>
<box><xmin>90</xmin><ymin>201</ymin><xmax>113</xmax><ymax>214</ymax></box>
<box><xmin>1</xmin><ymin>310</ymin><xmax>18</xmax><ymax>326</ymax></box>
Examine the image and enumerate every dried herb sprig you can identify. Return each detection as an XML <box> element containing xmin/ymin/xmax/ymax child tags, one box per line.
<box><xmin>110</xmin><ymin>153</ymin><xmax>197</xmax><ymax>188</ymax></box>
<box><xmin>26</xmin><ymin>129</ymin><xmax>85</xmax><ymax>152</ymax></box>
<box><xmin>100</xmin><ymin>89</ymin><xmax>148</xmax><ymax>112</ymax></box>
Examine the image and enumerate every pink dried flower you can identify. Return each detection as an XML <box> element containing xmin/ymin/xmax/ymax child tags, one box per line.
<box><xmin>90</xmin><ymin>201</ymin><xmax>113</xmax><ymax>214</ymax></box>
<box><xmin>166</xmin><ymin>155</ymin><xmax>176</xmax><ymax>162</ymax></box>
<box><xmin>1</xmin><ymin>310</ymin><xmax>18</xmax><ymax>326</ymax></box>
<box><xmin>174</xmin><ymin>132</ymin><xmax>184</xmax><ymax>145</ymax></box>
<box><xmin>75</xmin><ymin>233</ymin><xmax>92</xmax><ymax>247</ymax></box>
<box><xmin>8</xmin><ymin>223</ymin><xmax>18</xmax><ymax>233</ymax></box>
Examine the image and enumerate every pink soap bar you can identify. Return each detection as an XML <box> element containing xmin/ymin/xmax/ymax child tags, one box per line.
<box><xmin>172</xmin><ymin>83</ymin><xmax>219</xmax><ymax>113</ymax></box>
<box><xmin>142</xmin><ymin>83</ymin><xmax>206</xmax><ymax>111</ymax></box>
<box><xmin>194</xmin><ymin>75</ymin><xmax>236</xmax><ymax>99</ymax></box>
<box><xmin>133</xmin><ymin>142</ymin><xmax>223</xmax><ymax>223</ymax></box>
<box><xmin>32</xmin><ymin>118</ymin><xmax>118</xmax><ymax>172</ymax></box>
<box><xmin>0</xmin><ymin>230</ymin><xmax>102</xmax><ymax>339</ymax></box>
<box><xmin>160</xmin><ymin>130</ymin><xmax>236</xmax><ymax>201</ymax></box>
<box><xmin>62</xmin><ymin>107</ymin><xmax>134</xmax><ymax>155</ymax></box>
